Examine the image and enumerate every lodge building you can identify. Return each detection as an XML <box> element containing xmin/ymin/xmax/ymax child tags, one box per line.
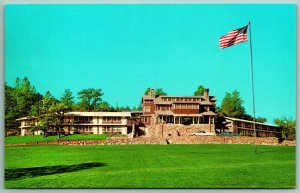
<box><xmin>16</xmin><ymin>88</ymin><xmax>282</xmax><ymax>138</ymax></box>
<box><xmin>17</xmin><ymin>112</ymin><xmax>132</xmax><ymax>136</ymax></box>
<box><xmin>139</xmin><ymin>89</ymin><xmax>217</xmax><ymax>135</ymax></box>
<box><xmin>221</xmin><ymin>117</ymin><xmax>282</xmax><ymax>138</ymax></box>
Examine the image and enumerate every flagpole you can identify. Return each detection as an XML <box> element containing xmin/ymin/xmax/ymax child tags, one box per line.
<box><xmin>248</xmin><ymin>21</ymin><xmax>257</xmax><ymax>153</ymax></box>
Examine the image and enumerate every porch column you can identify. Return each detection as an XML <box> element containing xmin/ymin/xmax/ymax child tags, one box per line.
<box><xmin>173</xmin><ymin>116</ymin><xmax>176</xmax><ymax>124</ymax></box>
<box><xmin>209</xmin><ymin>116</ymin><xmax>211</xmax><ymax>132</ymax></box>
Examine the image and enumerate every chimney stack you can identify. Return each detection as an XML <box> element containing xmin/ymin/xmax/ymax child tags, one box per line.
<box><xmin>148</xmin><ymin>89</ymin><xmax>156</xmax><ymax>97</ymax></box>
<box><xmin>204</xmin><ymin>88</ymin><xmax>209</xmax><ymax>100</ymax></box>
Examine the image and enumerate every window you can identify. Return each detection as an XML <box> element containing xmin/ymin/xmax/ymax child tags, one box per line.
<box><xmin>74</xmin><ymin>116</ymin><xmax>79</xmax><ymax>123</ymax></box>
<box><xmin>245</xmin><ymin>123</ymin><xmax>252</xmax><ymax>128</ymax></box>
<box><xmin>144</xmin><ymin>106</ymin><xmax>150</xmax><ymax>112</ymax></box>
<box><xmin>174</xmin><ymin>104</ymin><xmax>181</xmax><ymax>109</ymax></box>
<box><xmin>113</xmin><ymin>116</ymin><xmax>121</xmax><ymax>122</ymax></box>
<box><xmin>104</xmin><ymin>126</ymin><xmax>121</xmax><ymax>134</ymax></box>
<box><xmin>237</xmin><ymin>121</ymin><xmax>242</xmax><ymax>127</ymax></box>
<box><xmin>84</xmin><ymin>126</ymin><xmax>93</xmax><ymax>132</ymax></box>
<box><xmin>83</xmin><ymin>116</ymin><xmax>93</xmax><ymax>123</ymax></box>
<box><xmin>158</xmin><ymin>105</ymin><xmax>171</xmax><ymax>111</ymax></box>
<box><xmin>103</xmin><ymin>116</ymin><xmax>121</xmax><ymax>122</ymax></box>
<box><xmin>104</xmin><ymin>126</ymin><xmax>111</xmax><ymax>132</ymax></box>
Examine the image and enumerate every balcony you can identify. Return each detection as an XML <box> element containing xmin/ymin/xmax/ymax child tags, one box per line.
<box><xmin>73</xmin><ymin>120</ymin><xmax>94</xmax><ymax>124</ymax></box>
<box><xmin>102</xmin><ymin>120</ymin><xmax>122</xmax><ymax>124</ymax></box>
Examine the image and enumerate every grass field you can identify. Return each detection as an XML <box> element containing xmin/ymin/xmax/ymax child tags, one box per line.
<box><xmin>5</xmin><ymin>134</ymin><xmax>112</xmax><ymax>144</ymax></box>
<box><xmin>5</xmin><ymin>144</ymin><xmax>295</xmax><ymax>188</ymax></box>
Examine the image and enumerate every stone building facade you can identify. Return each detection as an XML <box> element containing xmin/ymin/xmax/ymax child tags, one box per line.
<box><xmin>139</xmin><ymin>89</ymin><xmax>218</xmax><ymax>136</ymax></box>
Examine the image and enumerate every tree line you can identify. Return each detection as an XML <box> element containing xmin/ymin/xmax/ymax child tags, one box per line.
<box><xmin>5</xmin><ymin>77</ymin><xmax>141</xmax><ymax>134</ymax></box>
<box><xmin>5</xmin><ymin>78</ymin><xmax>295</xmax><ymax>139</ymax></box>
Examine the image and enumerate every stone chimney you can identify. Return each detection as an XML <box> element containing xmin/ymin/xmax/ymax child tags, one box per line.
<box><xmin>204</xmin><ymin>88</ymin><xmax>209</xmax><ymax>100</ymax></box>
<box><xmin>148</xmin><ymin>89</ymin><xmax>156</xmax><ymax>97</ymax></box>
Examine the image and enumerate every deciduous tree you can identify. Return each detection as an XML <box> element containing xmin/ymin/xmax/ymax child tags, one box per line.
<box><xmin>218</xmin><ymin>90</ymin><xmax>246</xmax><ymax>119</ymax></box>
<box><xmin>274</xmin><ymin>117</ymin><xmax>296</xmax><ymax>140</ymax></box>
<box><xmin>31</xmin><ymin>91</ymin><xmax>57</xmax><ymax>135</ymax></box>
<box><xmin>194</xmin><ymin>85</ymin><xmax>205</xmax><ymax>96</ymax></box>
<box><xmin>144</xmin><ymin>88</ymin><xmax>167</xmax><ymax>97</ymax></box>
<box><xmin>96</xmin><ymin>101</ymin><xmax>114</xmax><ymax>112</ymax></box>
<box><xmin>77</xmin><ymin>88</ymin><xmax>103</xmax><ymax>111</ymax></box>
<box><xmin>255</xmin><ymin>117</ymin><xmax>267</xmax><ymax>123</ymax></box>
<box><xmin>32</xmin><ymin>91</ymin><xmax>70</xmax><ymax>138</ymax></box>
<box><xmin>243</xmin><ymin>114</ymin><xmax>267</xmax><ymax>123</ymax></box>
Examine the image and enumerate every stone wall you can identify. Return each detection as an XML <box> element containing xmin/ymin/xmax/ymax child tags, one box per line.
<box><xmin>58</xmin><ymin>136</ymin><xmax>282</xmax><ymax>146</ymax></box>
<box><xmin>60</xmin><ymin>137</ymin><xmax>161</xmax><ymax>145</ymax></box>
<box><xmin>147</xmin><ymin>123</ymin><xmax>215</xmax><ymax>138</ymax></box>
<box><xmin>166</xmin><ymin>136</ymin><xmax>279</xmax><ymax>145</ymax></box>
<box><xmin>5</xmin><ymin>136</ymin><xmax>295</xmax><ymax>147</ymax></box>
<box><xmin>279</xmin><ymin>140</ymin><xmax>296</xmax><ymax>146</ymax></box>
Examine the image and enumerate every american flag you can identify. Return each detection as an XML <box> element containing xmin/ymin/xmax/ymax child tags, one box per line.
<box><xmin>219</xmin><ymin>25</ymin><xmax>248</xmax><ymax>49</ymax></box>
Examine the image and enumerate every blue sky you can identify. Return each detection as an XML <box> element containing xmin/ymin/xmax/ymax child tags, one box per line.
<box><xmin>5</xmin><ymin>4</ymin><xmax>296</xmax><ymax>124</ymax></box>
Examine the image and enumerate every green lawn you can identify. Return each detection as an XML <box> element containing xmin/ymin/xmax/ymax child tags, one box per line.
<box><xmin>5</xmin><ymin>134</ymin><xmax>112</xmax><ymax>144</ymax></box>
<box><xmin>5</xmin><ymin>144</ymin><xmax>296</xmax><ymax>188</ymax></box>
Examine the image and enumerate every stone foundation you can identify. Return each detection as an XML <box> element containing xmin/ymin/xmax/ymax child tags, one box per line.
<box><xmin>146</xmin><ymin>123</ymin><xmax>216</xmax><ymax>138</ymax></box>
